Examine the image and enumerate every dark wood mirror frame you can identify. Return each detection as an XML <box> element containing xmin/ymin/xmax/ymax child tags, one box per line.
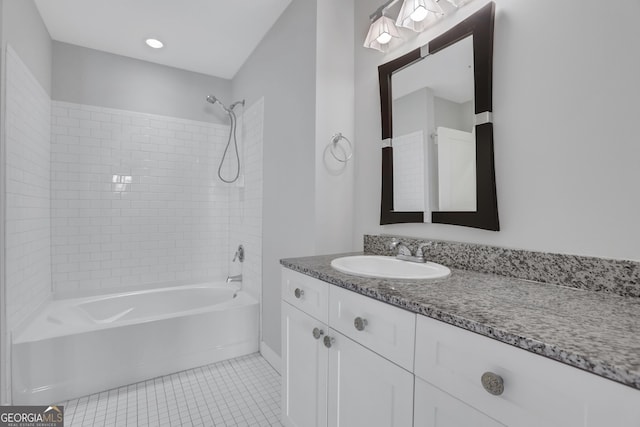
<box><xmin>378</xmin><ymin>2</ymin><xmax>499</xmax><ymax>231</ymax></box>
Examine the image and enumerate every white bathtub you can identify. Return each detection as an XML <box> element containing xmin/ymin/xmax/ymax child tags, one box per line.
<box><xmin>11</xmin><ymin>282</ymin><xmax>259</xmax><ymax>405</ymax></box>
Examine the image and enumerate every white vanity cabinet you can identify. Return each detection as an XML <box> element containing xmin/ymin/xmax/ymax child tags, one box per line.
<box><xmin>282</xmin><ymin>266</ymin><xmax>640</xmax><ymax>427</ymax></box>
<box><xmin>281</xmin><ymin>268</ymin><xmax>415</xmax><ymax>427</ymax></box>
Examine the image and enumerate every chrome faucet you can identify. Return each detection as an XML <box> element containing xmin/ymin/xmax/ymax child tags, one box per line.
<box><xmin>226</xmin><ymin>274</ymin><xmax>242</xmax><ymax>284</ymax></box>
<box><xmin>389</xmin><ymin>237</ymin><xmax>428</xmax><ymax>263</ymax></box>
<box><xmin>389</xmin><ymin>238</ymin><xmax>412</xmax><ymax>257</ymax></box>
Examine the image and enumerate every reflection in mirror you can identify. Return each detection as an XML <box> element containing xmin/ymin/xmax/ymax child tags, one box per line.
<box><xmin>391</xmin><ymin>36</ymin><xmax>475</xmax><ymax>218</ymax></box>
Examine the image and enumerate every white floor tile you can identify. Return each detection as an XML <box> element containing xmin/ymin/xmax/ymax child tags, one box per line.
<box><xmin>59</xmin><ymin>353</ymin><xmax>282</xmax><ymax>426</ymax></box>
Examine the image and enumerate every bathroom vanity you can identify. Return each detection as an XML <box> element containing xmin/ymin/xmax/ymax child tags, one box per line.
<box><xmin>280</xmin><ymin>241</ymin><xmax>640</xmax><ymax>427</ymax></box>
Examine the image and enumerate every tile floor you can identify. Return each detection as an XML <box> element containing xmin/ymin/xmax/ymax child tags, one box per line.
<box><xmin>60</xmin><ymin>353</ymin><xmax>282</xmax><ymax>426</ymax></box>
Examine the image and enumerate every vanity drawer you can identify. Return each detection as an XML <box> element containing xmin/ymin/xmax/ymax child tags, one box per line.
<box><xmin>282</xmin><ymin>268</ymin><xmax>329</xmax><ymax>323</ymax></box>
<box><xmin>414</xmin><ymin>315</ymin><xmax>640</xmax><ymax>427</ymax></box>
<box><xmin>329</xmin><ymin>285</ymin><xmax>415</xmax><ymax>371</ymax></box>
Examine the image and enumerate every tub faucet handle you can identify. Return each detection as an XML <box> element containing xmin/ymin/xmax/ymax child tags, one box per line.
<box><xmin>233</xmin><ymin>245</ymin><xmax>245</xmax><ymax>262</ymax></box>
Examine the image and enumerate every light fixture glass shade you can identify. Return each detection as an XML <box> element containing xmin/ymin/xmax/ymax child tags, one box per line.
<box><xmin>396</xmin><ymin>0</ymin><xmax>444</xmax><ymax>32</ymax></box>
<box><xmin>364</xmin><ymin>15</ymin><xmax>401</xmax><ymax>52</ymax></box>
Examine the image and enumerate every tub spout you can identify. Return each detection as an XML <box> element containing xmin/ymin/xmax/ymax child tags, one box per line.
<box><xmin>226</xmin><ymin>274</ymin><xmax>242</xmax><ymax>284</ymax></box>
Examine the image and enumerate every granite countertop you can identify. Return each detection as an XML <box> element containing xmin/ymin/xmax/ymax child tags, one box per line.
<box><xmin>281</xmin><ymin>253</ymin><xmax>640</xmax><ymax>390</ymax></box>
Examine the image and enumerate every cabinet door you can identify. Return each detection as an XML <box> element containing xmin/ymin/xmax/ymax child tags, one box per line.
<box><xmin>327</xmin><ymin>330</ymin><xmax>413</xmax><ymax>427</ymax></box>
<box><xmin>282</xmin><ymin>302</ymin><xmax>328</xmax><ymax>427</ymax></box>
<box><xmin>414</xmin><ymin>377</ymin><xmax>504</xmax><ymax>427</ymax></box>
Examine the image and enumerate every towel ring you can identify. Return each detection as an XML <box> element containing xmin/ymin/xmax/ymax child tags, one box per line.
<box><xmin>329</xmin><ymin>133</ymin><xmax>353</xmax><ymax>163</ymax></box>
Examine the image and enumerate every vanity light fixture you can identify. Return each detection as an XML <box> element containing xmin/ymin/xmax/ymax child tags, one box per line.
<box><xmin>396</xmin><ymin>0</ymin><xmax>444</xmax><ymax>32</ymax></box>
<box><xmin>364</xmin><ymin>0</ymin><xmax>402</xmax><ymax>52</ymax></box>
<box><xmin>145</xmin><ymin>38</ymin><xmax>164</xmax><ymax>49</ymax></box>
<box><xmin>364</xmin><ymin>0</ymin><xmax>474</xmax><ymax>51</ymax></box>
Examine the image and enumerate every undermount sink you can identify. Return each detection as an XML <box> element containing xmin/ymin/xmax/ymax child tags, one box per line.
<box><xmin>330</xmin><ymin>255</ymin><xmax>451</xmax><ymax>280</ymax></box>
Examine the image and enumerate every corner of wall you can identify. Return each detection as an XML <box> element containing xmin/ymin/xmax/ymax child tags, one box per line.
<box><xmin>0</xmin><ymin>0</ymin><xmax>9</xmax><ymax>405</ymax></box>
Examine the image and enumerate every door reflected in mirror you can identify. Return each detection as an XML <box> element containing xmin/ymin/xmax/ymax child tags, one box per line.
<box><xmin>391</xmin><ymin>35</ymin><xmax>476</xmax><ymax>216</ymax></box>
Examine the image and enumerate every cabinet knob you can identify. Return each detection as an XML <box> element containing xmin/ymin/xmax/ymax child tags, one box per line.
<box><xmin>354</xmin><ymin>317</ymin><xmax>368</xmax><ymax>331</ymax></box>
<box><xmin>312</xmin><ymin>328</ymin><xmax>324</xmax><ymax>339</ymax></box>
<box><xmin>323</xmin><ymin>335</ymin><xmax>335</xmax><ymax>348</ymax></box>
<box><xmin>294</xmin><ymin>288</ymin><xmax>304</xmax><ymax>299</ymax></box>
<box><xmin>481</xmin><ymin>372</ymin><xmax>504</xmax><ymax>396</ymax></box>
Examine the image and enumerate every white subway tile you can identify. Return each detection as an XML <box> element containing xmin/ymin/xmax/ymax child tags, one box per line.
<box><xmin>5</xmin><ymin>47</ymin><xmax>52</xmax><ymax>330</ymax></box>
<box><xmin>50</xmin><ymin>100</ymin><xmax>262</xmax><ymax>294</ymax></box>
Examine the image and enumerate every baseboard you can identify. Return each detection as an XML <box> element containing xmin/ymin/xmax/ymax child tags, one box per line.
<box><xmin>260</xmin><ymin>341</ymin><xmax>281</xmax><ymax>375</ymax></box>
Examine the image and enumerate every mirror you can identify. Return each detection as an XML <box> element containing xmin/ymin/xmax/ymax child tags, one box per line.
<box><xmin>391</xmin><ymin>35</ymin><xmax>475</xmax><ymax>214</ymax></box>
<box><xmin>378</xmin><ymin>2</ymin><xmax>499</xmax><ymax>230</ymax></box>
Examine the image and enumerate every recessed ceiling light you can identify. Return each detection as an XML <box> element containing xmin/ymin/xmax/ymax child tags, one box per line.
<box><xmin>145</xmin><ymin>38</ymin><xmax>164</xmax><ymax>49</ymax></box>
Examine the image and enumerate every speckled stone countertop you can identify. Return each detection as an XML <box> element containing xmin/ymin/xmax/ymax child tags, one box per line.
<box><xmin>280</xmin><ymin>253</ymin><xmax>640</xmax><ymax>390</ymax></box>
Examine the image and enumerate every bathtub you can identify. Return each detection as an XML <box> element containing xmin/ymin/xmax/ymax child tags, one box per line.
<box><xmin>11</xmin><ymin>282</ymin><xmax>259</xmax><ymax>405</ymax></box>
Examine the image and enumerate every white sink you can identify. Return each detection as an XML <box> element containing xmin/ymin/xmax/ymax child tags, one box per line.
<box><xmin>330</xmin><ymin>255</ymin><xmax>451</xmax><ymax>280</ymax></box>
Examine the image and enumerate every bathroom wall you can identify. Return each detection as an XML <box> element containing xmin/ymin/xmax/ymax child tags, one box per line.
<box><xmin>4</xmin><ymin>45</ymin><xmax>52</xmax><ymax>350</ymax></box>
<box><xmin>232</xmin><ymin>0</ymin><xmax>355</xmax><ymax>361</ymax></box>
<box><xmin>52</xmin><ymin>41</ymin><xmax>231</xmax><ymax>124</ymax></box>
<box><xmin>0</xmin><ymin>0</ymin><xmax>53</xmax><ymax>404</ymax></box>
<box><xmin>353</xmin><ymin>0</ymin><xmax>640</xmax><ymax>261</ymax></box>
<box><xmin>314</xmin><ymin>0</ymin><xmax>355</xmax><ymax>256</ymax></box>
<box><xmin>232</xmin><ymin>0</ymin><xmax>318</xmax><ymax>359</ymax></box>
<box><xmin>50</xmin><ymin>101</ymin><xmax>232</xmax><ymax>293</ymax></box>
<box><xmin>47</xmin><ymin>42</ymin><xmax>266</xmax><ymax>295</ymax></box>
<box><xmin>0</xmin><ymin>0</ymin><xmax>52</xmax><ymax>92</ymax></box>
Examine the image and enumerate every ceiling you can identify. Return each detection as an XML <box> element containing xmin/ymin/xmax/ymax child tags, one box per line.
<box><xmin>34</xmin><ymin>0</ymin><xmax>292</xmax><ymax>79</ymax></box>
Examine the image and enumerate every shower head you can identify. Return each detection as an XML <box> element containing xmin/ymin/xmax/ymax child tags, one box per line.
<box><xmin>206</xmin><ymin>95</ymin><xmax>230</xmax><ymax>113</ymax></box>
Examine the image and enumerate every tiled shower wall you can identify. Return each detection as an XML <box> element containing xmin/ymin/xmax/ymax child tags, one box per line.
<box><xmin>50</xmin><ymin>102</ymin><xmax>235</xmax><ymax>293</ymax></box>
<box><xmin>229</xmin><ymin>98</ymin><xmax>264</xmax><ymax>301</ymax></box>
<box><xmin>393</xmin><ymin>130</ymin><xmax>425</xmax><ymax>212</ymax></box>
<box><xmin>4</xmin><ymin>46</ymin><xmax>52</xmax><ymax>330</ymax></box>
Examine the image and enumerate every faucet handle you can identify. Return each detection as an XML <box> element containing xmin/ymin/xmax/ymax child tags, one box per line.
<box><xmin>233</xmin><ymin>245</ymin><xmax>245</xmax><ymax>262</ymax></box>
<box><xmin>388</xmin><ymin>237</ymin><xmax>399</xmax><ymax>250</ymax></box>
<box><xmin>415</xmin><ymin>242</ymin><xmax>434</xmax><ymax>259</ymax></box>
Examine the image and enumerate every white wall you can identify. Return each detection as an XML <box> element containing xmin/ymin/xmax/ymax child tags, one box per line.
<box><xmin>50</xmin><ymin>101</ymin><xmax>233</xmax><ymax>294</ymax></box>
<box><xmin>0</xmin><ymin>0</ymin><xmax>52</xmax><ymax>404</ymax></box>
<box><xmin>52</xmin><ymin>41</ymin><xmax>232</xmax><ymax>124</ymax></box>
<box><xmin>4</xmin><ymin>45</ymin><xmax>52</xmax><ymax>336</ymax></box>
<box><xmin>314</xmin><ymin>0</ymin><xmax>355</xmax><ymax>255</ymax></box>
<box><xmin>232</xmin><ymin>0</ymin><xmax>356</xmax><ymax>358</ymax></box>
<box><xmin>231</xmin><ymin>0</ymin><xmax>318</xmax><ymax>357</ymax></box>
<box><xmin>3</xmin><ymin>46</ymin><xmax>52</xmax><ymax>404</ymax></box>
<box><xmin>353</xmin><ymin>0</ymin><xmax>640</xmax><ymax>261</ymax></box>
<box><xmin>0</xmin><ymin>0</ymin><xmax>51</xmax><ymax>93</ymax></box>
